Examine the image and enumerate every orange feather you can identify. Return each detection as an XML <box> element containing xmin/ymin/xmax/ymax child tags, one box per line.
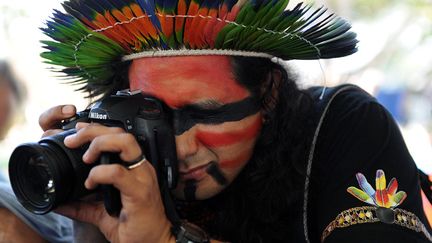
<box><xmin>183</xmin><ymin>1</ymin><xmax>200</xmax><ymax>46</ymax></box>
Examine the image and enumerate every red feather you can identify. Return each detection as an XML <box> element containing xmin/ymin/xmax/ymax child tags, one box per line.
<box><xmin>386</xmin><ymin>178</ymin><xmax>398</xmax><ymax>196</ymax></box>
<box><xmin>183</xmin><ymin>0</ymin><xmax>200</xmax><ymax>46</ymax></box>
<box><xmin>211</xmin><ymin>2</ymin><xmax>241</xmax><ymax>44</ymax></box>
<box><xmin>203</xmin><ymin>8</ymin><xmax>219</xmax><ymax>47</ymax></box>
<box><xmin>189</xmin><ymin>6</ymin><xmax>210</xmax><ymax>48</ymax></box>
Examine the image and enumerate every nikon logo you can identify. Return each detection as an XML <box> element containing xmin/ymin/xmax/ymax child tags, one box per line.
<box><xmin>89</xmin><ymin>112</ymin><xmax>108</xmax><ymax>120</ymax></box>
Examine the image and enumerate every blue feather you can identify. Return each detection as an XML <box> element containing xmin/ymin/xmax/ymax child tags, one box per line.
<box><xmin>84</xmin><ymin>0</ymin><xmax>106</xmax><ymax>13</ymax></box>
<box><xmin>63</xmin><ymin>1</ymin><xmax>94</xmax><ymax>21</ymax></box>
<box><xmin>222</xmin><ymin>0</ymin><xmax>237</xmax><ymax>10</ymax></box>
<box><xmin>136</xmin><ymin>0</ymin><xmax>162</xmax><ymax>30</ymax></box>
<box><xmin>356</xmin><ymin>173</ymin><xmax>376</xmax><ymax>199</ymax></box>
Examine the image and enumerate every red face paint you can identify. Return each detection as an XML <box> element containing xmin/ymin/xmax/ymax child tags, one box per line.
<box><xmin>129</xmin><ymin>56</ymin><xmax>264</xmax><ymax>200</ymax></box>
<box><xmin>219</xmin><ymin>148</ymin><xmax>255</xmax><ymax>169</ymax></box>
<box><xmin>196</xmin><ymin>115</ymin><xmax>262</xmax><ymax>148</ymax></box>
<box><xmin>129</xmin><ymin>56</ymin><xmax>250</xmax><ymax>108</ymax></box>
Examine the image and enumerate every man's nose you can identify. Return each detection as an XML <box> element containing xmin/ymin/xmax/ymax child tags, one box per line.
<box><xmin>175</xmin><ymin>128</ymin><xmax>199</xmax><ymax>161</ymax></box>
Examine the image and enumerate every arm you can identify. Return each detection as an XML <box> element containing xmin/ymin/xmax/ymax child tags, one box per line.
<box><xmin>0</xmin><ymin>180</ymin><xmax>73</xmax><ymax>243</ymax></box>
<box><xmin>73</xmin><ymin>221</ymin><xmax>109</xmax><ymax>243</ymax></box>
<box><xmin>0</xmin><ymin>207</ymin><xmax>48</xmax><ymax>243</ymax></box>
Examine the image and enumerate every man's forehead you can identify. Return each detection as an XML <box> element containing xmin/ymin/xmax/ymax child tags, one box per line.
<box><xmin>129</xmin><ymin>55</ymin><xmax>233</xmax><ymax>76</ymax></box>
<box><xmin>128</xmin><ymin>56</ymin><xmax>250</xmax><ymax>107</ymax></box>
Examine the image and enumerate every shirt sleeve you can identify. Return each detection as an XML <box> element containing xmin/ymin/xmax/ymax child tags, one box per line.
<box><xmin>308</xmin><ymin>86</ymin><xmax>432</xmax><ymax>242</ymax></box>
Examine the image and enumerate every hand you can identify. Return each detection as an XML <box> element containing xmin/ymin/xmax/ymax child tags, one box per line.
<box><xmin>39</xmin><ymin>104</ymin><xmax>77</xmax><ymax>137</ymax></box>
<box><xmin>38</xmin><ymin>105</ymin><xmax>174</xmax><ymax>243</ymax></box>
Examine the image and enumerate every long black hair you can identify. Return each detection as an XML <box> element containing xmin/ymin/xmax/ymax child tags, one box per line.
<box><xmin>194</xmin><ymin>56</ymin><xmax>315</xmax><ymax>242</ymax></box>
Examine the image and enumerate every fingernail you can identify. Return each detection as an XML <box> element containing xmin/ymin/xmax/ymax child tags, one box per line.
<box><xmin>62</xmin><ymin>105</ymin><xmax>75</xmax><ymax>115</ymax></box>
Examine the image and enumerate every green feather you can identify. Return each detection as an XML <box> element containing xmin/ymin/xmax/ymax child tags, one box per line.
<box><xmin>347</xmin><ymin>186</ymin><xmax>376</xmax><ymax>206</ymax></box>
<box><xmin>392</xmin><ymin>191</ymin><xmax>407</xmax><ymax>207</ymax></box>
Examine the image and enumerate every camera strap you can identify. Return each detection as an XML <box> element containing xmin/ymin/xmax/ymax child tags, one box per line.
<box><xmin>160</xmin><ymin>180</ymin><xmax>182</xmax><ymax>225</ymax></box>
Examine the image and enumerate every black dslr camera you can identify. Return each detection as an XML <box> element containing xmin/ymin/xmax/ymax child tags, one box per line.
<box><xmin>8</xmin><ymin>90</ymin><xmax>178</xmax><ymax>216</ymax></box>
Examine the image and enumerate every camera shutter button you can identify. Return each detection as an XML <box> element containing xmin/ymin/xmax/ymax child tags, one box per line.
<box><xmin>126</xmin><ymin>119</ymin><xmax>133</xmax><ymax>131</ymax></box>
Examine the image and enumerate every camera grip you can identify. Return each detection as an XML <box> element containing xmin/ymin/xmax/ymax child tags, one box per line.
<box><xmin>100</xmin><ymin>153</ymin><xmax>122</xmax><ymax>217</ymax></box>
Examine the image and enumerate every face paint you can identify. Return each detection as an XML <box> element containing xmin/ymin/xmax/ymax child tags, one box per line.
<box><xmin>184</xmin><ymin>179</ymin><xmax>197</xmax><ymax>201</ymax></box>
<box><xmin>196</xmin><ymin>115</ymin><xmax>262</xmax><ymax>148</ymax></box>
<box><xmin>206</xmin><ymin>161</ymin><xmax>228</xmax><ymax>186</ymax></box>
<box><xmin>129</xmin><ymin>56</ymin><xmax>264</xmax><ymax>200</ymax></box>
<box><xmin>129</xmin><ymin>56</ymin><xmax>250</xmax><ymax>109</ymax></box>
<box><xmin>219</xmin><ymin>148</ymin><xmax>256</xmax><ymax>169</ymax></box>
<box><xmin>172</xmin><ymin>96</ymin><xmax>260</xmax><ymax>135</ymax></box>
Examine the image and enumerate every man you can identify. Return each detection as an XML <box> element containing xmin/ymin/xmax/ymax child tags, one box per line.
<box><xmin>29</xmin><ymin>0</ymin><xmax>432</xmax><ymax>242</ymax></box>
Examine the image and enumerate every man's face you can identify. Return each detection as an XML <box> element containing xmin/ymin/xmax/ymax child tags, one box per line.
<box><xmin>129</xmin><ymin>56</ymin><xmax>263</xmax><ymax>200</ymax></box>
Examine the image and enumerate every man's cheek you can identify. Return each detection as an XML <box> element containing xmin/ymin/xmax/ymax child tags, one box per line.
<box><xmin>206</xmin><ymin>136</ymin><xmax>258</xmax><ymax>170</ymax></box>
<box><xmin>195</xmin><ymin>116</ymin><xmax>262</xmax><ymax>148</ymax></box>
<box><xmin>219</xmin><ymin>150</ymin><xmax>254</xmax><ymax>169</ymax></box>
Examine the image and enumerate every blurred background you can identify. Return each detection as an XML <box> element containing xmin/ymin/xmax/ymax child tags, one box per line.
<box><xmin>0</xmin><ymin>0</ymin><xmax>431</xmax><ymax>180</ymax></box>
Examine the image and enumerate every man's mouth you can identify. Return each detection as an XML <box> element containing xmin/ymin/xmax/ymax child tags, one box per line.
<box><xmin>179</xmin><ymin>162</ymin><xmax>212</xmax><ymax>181</ymax></box>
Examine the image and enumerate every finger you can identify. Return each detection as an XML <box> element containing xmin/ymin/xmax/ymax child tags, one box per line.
<box><xmin>82</xmin><ymin>133</ymin><xmax>142</xmax><ymax>163</ymax></box>
<box><xmin>64</xmin><ymin>124</ymin><xmax>124</xmax><ymax>149</ymax></box>
<box><xmin>41</xmin><ymin>129</ymin><xmax>65</xmax><ymax>138</ymax></box>
<box><xmin>39</xmin><ymin>105</ymin><xmax>76</xmax><ymax>131</ymax></box>
<box><xmin>75</xmin><ymin>122</ymin><xmax>91</xmax><ymax>130</ymax></box>
<box><xmin>84</xmin><ymin>163</ymin><xmax>157</xmax><ymax>198</ymax></box>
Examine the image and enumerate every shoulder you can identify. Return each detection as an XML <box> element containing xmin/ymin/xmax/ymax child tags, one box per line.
<box><xmin>308</xmin><ymin>84</ymin><xmax>382</xmax><ymax>128</ymax></box>
<box><xmin>308</xmin><ymin>84</ymin><xmax>401</xmax><ymax>181</ymax></box>
<box><xmin>310</xmin><ymin>84</ymin><xmax>403</xmax><ymax>173</ymax></box>
<box><xmin>305</xmin><ymin>84</ymin><xmax>432</xmax><ymax>242</ymax></box>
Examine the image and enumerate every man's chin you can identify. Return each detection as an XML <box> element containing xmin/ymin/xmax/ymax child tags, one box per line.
<box><xmin>172</xmin><ymin>184</ymin><xmax>226</xmax><ymax>201</ymax></box>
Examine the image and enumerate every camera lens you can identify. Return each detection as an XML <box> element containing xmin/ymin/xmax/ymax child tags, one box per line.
<box><xmin>22</xmin><ymin>154</ymin><xmax>55</xmax><ymax>205</ymax></box>
<box><xmin>9</xmin><ymin>129</ymin><xmax>90</xmax><ymax>214</ymax></box>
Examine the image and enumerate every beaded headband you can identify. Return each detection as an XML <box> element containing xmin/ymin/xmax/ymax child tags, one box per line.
<box><xmin>41</xmin><ymin>0</ymin><xmax>358</xmax><ymax>96</ymax></box>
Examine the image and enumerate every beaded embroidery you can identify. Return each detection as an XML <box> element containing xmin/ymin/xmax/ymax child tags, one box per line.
<box><xmin>321</xmin><ymin>206</ymin><xmax>432</xmax><ymax>242</ymax></box>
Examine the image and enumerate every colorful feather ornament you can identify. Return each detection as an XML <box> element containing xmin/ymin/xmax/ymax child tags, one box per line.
<box><xmin>347</xmin><ymin>169</ymin><xmax>407</xmax><ymax>208</ymax></box>
<box><xmin>41</xmin><ymin>0</ymin><xmax>358</xmax><ymax>96</ymax></box>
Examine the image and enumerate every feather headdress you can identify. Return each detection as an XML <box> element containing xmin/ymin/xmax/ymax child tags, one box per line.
<box><xmin>41</xmin><ymin>0</ymin><xmax>358</xmax><ymax>96</ymax></box>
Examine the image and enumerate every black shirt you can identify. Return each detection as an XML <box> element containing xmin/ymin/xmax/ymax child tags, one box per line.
<box><xmin>307</xmin><ymin>84</ymin><xmax>432</xmax><ymax>242</ymax></box>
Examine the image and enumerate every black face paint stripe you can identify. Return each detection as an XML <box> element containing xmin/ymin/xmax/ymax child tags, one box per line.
<box><xmin>206</xmin><ymin>161</ymin><xmax>228</xmax><ymax>186</ymax></box>
<box><xmin>173</xmin><ymin>97</ymin><xmax>260</xmax><ymax>135</ymax></box>
<box><xmin>184</xmin><ymin>179</ymin><xmax>197</xmax><ymax>201</ymax></box>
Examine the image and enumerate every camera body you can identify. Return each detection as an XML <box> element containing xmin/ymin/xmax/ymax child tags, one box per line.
<box><xmin>8</xmin><ymin>90</ymin><xmax>178</xmax><ymax>215</ymax></box>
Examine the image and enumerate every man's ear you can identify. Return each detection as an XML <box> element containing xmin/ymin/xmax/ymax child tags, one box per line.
<box><xmin>260</xmin><ymin>68</ymin><xmax>282</xmax><ymax>117</ymax></box>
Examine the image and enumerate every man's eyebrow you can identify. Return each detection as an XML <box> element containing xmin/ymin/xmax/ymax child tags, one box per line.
<box><xmin>186</xmin><ymin>99</ymin><xmax>224</xmax><ymax>110</ymax></box>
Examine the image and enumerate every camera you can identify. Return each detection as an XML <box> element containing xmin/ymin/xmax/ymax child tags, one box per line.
<box><xmin>8</xmin><ymin>90</ymin><xmax>178</xmax><ymax>216</ymax></box>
